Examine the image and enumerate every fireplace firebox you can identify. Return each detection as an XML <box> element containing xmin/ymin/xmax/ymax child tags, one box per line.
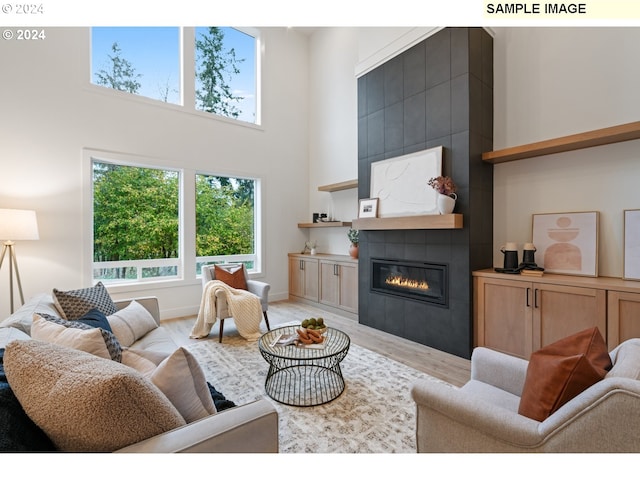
<box><xmin>370</xmin><ymin>258</ymin><xmax>448</xmax><ymax>306</ymax></box>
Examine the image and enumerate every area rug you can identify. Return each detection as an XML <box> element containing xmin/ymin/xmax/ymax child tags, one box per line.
<box><xmin>186</xmin><ymin>334</ymin><xmax>455</xmax><ymax>453</ymax></box>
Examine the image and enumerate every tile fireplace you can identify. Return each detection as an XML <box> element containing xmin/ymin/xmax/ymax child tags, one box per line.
<box><xmin>356</xmin><ymin>27</ymin><xmax>494</xmax><ymax>359</ymax></box>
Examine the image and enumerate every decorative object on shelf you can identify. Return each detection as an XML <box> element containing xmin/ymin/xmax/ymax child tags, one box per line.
<box><xmin>532</xmin><ymin>211</ymin><xmax>599</xmax><ymax>277</ymax></box>
<box><xmin>428</xmin><ymin>175</ymin><xmax>457</xmax><ymax>215</ymax></box>
<box><xmin>358</xmin><ymin>198</ymin><xmax>378</xmax><ymax>218</ymax></box>
<box><xmin>347</xmin><ymin>228</ymin><xmax>359</xmax><ymax>259</ymax></box>
<box><xmin>370</xmin><ymin>146</ymin><xmax>442</xmax><ymax>218</ymax></box>
<box><xmin>623</xmin><ymin>209</ymin><xmax>640</xmax><ymax>281</ymax></box>
<box><xmin>302</xmin><ymin>240</ymin><xmax>317</xmax><ymax>255</ymax></box>
<box><xmin>501</xmin><ymin>242</ymin><xmax>519</xmax><ymax>270</ymax></box>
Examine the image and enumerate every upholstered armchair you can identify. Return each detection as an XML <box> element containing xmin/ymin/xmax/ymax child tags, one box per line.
<box><xmin>411</xmin><ymin>338</ymin><xmax>640</xmax><ymax>453</ymax></box>
<box><xmin>201</xmin><ymin>264</ymin><xmax>270</xmax><ymax>342</ymax></box>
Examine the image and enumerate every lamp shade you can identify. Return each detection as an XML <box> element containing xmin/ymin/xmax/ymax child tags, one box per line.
<box><xmin>0</xmin><ymin>209</ymin><xmax>39</xmax><ymax>241</ymax></box>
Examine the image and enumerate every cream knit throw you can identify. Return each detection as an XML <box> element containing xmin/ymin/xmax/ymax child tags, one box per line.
<box><xmin>190</xmin><ymin>280</ymin><xmax>263</xmax><ymax>341</ymax></box>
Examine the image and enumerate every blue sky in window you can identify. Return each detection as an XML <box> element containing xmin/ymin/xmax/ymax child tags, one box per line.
<box><xmin>91</xmin><ymin>27</ymin><xmax>256</xmax><ymax>122</ymax></box>
<box><xmin>195</xmin><ymin>27</ymin><xmax>257</xmax><ymax>123</ymax></box>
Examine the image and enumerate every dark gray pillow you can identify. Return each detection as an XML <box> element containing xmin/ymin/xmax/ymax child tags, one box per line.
<box><xmin>53</xmin><ymin>282</ymin><xmax>117</xmax><ymax>319</ymax></box>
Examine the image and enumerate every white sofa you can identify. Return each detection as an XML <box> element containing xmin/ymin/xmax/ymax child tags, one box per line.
<box><xmin>0</xmin><ymin>293</ymin><xmax>278</xmax><ymax>453</ymax></box>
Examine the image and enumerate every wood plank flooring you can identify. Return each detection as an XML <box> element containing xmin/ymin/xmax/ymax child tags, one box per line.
<box><xmin>161</xmin><ymin>299</ymin><xmax>471</xmax><ymax>387</ymax></box>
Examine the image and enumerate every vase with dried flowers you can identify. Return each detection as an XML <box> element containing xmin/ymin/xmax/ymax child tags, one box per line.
<box><xmin>428</xmin><ymin>176</ymin><xmax>457</xmax><ymax>215</ymax></box>
<box><xmin>347</xmin><ymin>228</ymin><xmax>359</xmax><ymax>259</ymax></box>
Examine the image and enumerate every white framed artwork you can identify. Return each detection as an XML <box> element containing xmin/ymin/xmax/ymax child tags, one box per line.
<box><xmin>370</xmin><ymin>146</ymin><xmax>442</xmax><ymax>218</ymax></box>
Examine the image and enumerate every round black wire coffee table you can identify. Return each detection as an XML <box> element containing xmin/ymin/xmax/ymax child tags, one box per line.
<box><xmin>258</xmin><ymin>326</ymin><xmax>350</xmax><ymax>407</ymax></box>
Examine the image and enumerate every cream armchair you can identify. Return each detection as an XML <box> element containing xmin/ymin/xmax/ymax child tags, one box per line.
<box><xmin>411</xmin><ymin>339</ymin><xmax>640</xmax><ymax>453</ymax></box>
<box><xmin>201</xmin><ymin>264</ymin><xmax>270</xmax><ymax>342</ymax></box>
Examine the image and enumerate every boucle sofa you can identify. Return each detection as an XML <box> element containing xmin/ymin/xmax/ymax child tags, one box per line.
<box><xmin>0</xmin><ymin>291</ymin><xmax>278</xmax><ymax>453</ymax></box>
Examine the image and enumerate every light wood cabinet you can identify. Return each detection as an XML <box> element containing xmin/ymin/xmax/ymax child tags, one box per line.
<box><xmin>289</xmin><ymin>255</ymin><xmax>319</xmax><ymax>302</ymax></box>
<box><xmin>319</xmin><ymin>260</ymin><xmax>358</xmax><ymax>314</ymax></box>
<box><xmin>608</xmin><ymin>290</ymin><xmax>640</xmax><ymax>348</ymax></box>
<box><xmin>474</xmin><ymin>271</ymin><xmax>607</xmax><ymax>359</ymax></box>
<box><xmin>289</xmin><ymin>253</ymin><xmax>358</xmax><ymax>316</ymax></box>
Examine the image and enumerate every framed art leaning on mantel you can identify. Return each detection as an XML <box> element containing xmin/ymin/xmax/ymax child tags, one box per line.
<box><xmin>370</xmin><ymin>146</ymin><xmax>442</xmax><ymax>218</ymax></box>
<box><xmin>532</xmin><ymin>211</ymin><xmax>599</xmax><ymax>277</ymax></box>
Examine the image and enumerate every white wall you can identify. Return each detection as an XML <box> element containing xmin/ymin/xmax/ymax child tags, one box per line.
<box><xmin>0</xmin><ymin>27</ymin><xmax>310</xmax><ymax>320</ymax></box>
<box><xmin>492</xmin><ymin>27</ymin><xmax>640</xmax><ymax>276</ymax></box>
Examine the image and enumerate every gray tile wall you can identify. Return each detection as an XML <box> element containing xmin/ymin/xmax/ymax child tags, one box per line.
<box><xmin>357</xmin><ymin>27</ymin><xmax>494</xmax><ymax>359</ymax></box>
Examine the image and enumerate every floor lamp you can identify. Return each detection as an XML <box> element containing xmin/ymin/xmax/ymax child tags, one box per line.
<box><xmin>0</xmin><ymin>209</ymin><xmax>39</xmax><ymax>314</ymax></box>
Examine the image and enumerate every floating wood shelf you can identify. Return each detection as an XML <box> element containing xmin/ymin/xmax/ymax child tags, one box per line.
<box><xmin>482</xmin><ymin>121</ymin><xmax>640</xmax><ymax>164</ymax></box>
<box><xmin>317</xmin><ymin>179</ymin><xmax>358</xmax><ymax>192</ymax></box>
<box><xmin>297</xmin><ymin>221</ymin><xmax>353</xmax><ymax>228</ymax></box>
<box><xmin>352</xmin><ymin>214</ymin><xmax>463</xmax><ymax>230</ymax></box>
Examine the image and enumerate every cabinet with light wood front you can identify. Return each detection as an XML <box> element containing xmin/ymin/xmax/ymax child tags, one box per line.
<box><xmin>289</xmin><ymin>253</ymin><xmax>358</xmax><ymax>317</ymax></box>
<box><xmin>473</xmin><ymin>270</ymin><xmax>608</xmax><ymax>359</ymax></box>
<box><xmin>289</xmin><ymin>254</ymin><xmax>319</xmax><ymax>302</ymax></box>
<box><xmin>319</xmin><ymin>259</ymin><xmax>358</xmax><ymax>314</ymax></box>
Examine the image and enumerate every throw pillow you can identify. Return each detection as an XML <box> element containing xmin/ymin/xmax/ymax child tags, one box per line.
<box><xmin>106</xmin><ymin>300</ymin><xmax>158</xmax><ymax>347</ymax></box>
<box><xmin>518</xmin><ymin>327</ymin><xmax>612</xmax><ymax>422</ymax></box>
<box><xmin>0</xmin><ymin>348</ymin><xmax>57</xmax><ymax>452</ymax></box>
<box><xmin>214</xmin><ymin>264</ymin><xmax>248</xmax><ymax>290</ymax></box>
<box><xmin>123</xmin><ymin>347</ymin><xmax>217</xmax><ymax>423</ymax></box>
<box><xmin>3</xmin><ymin>339</ymin><xmax>185</xmax><ymax>452</ymax></box>
<box><xmin>53</xmin><ymin>282</ymin><xmax>117</xmax><ymax>319</ymax></box>
<box><xmin>72</xmin><ymin>308</ymin><xmax>113</xmax><ymax>332</ymax></box>
<box><xmin>31</xmin><ymin>313</ymin><xmax>123</xmax><ymax>362</ymax></box>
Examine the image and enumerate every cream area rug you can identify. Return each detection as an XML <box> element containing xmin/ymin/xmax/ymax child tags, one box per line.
<box><xmin>185</xmin><ymin>334</ymin><xmax>454</xmax><ymax>453</ymax></box>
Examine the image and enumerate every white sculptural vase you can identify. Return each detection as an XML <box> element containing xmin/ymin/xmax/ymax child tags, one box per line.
<box><xmin>437</xmin><ymin>193</ymin><xmax>456</xmax><ymax>215</ymax></box>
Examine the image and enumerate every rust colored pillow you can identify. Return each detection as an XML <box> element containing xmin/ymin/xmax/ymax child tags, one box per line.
<box><xmin>518</xmin><ymin>327</ymin><xmax>612</xmax><ymax>422</ymax></box>
<box><xmin>214</xmin><ymin>264</ymin><xmax>248</xmax><ymax>290</ymax></box>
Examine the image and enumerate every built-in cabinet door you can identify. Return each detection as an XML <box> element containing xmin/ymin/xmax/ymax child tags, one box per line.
<box><xmin>289</xmin><ymin>257</ymin><xmax>319</xmax><ymax>301</ymax></box>
<box><xmin>607</xmin><ymin>290</ymin><xmax>640</xmax><ymax>350</ymax></box>
<box><xmin>533</xmin><ymin>283</ymin><xmax>607</xmax><ymax>351</ymax></box>
<box><xmin>319</xmin><ymin>261</ymin><xmax>339</xmax><ymax>307</ymax></box>
<box><xmin>474</xmin><ymin>276</ymin><xmax>533</xmax><ymax>359</ymax></box>
<box><xmin>337</xmin><ymin>262</ymin><xmax>358</xmax><ymax>313</ymax></box>
<box><xmin>289</xmin><ymin>257</ymin><xmax>305</xmax><ymax>298</ymax></box>
<box><xmin>319</xmin><ymin>260</ymin><xmax>358</xmax><ymax>314</ymax></box>
<box><xmin>475</xmin><ymin>276</ymin><xmax>607</xmax><ymax>359</ymax></box>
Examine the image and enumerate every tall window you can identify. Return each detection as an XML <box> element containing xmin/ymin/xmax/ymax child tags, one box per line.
<box><xmin>195</xmin><ymin>174</ymin><xmax>258</xmax><ymax>274</ymax></box>
<box><xmin>90</xmin><ymin>27</ymin><xmax>259</xmax><ymax>124</ymax></box>
<box><xmin>90</xmin><ymin>155</ymin><xmax>262</xmax><ymax>285</ymax></box>
<box><xmin>92</xmin><ymin>160</ymin><xmax>180</xmax><ymax>283</ymax></box>
<box><xmin>91</xmin><ymin>27</ymin><xmax>181</xmax><ymax>104</ymax></box>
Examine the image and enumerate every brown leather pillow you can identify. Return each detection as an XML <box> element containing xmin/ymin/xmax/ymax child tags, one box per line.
<box><xmin>518</xmin><ymin>327</ymin><xmax>612</xmax><ymax>422</ymax></box>
<box><xmin>214</xmin><ymin>264</ymin><xmax>248</xmax><ymax>290</ymax></box>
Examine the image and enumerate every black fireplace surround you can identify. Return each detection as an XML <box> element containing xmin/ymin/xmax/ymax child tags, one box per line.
<box><xmin>357</xmin><ymin>27</ymin><xmax>494</xmax><ymax>359</ymax></box>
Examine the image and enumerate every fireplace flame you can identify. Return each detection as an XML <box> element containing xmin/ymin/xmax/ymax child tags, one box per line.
<box><xmin>385</xmin><ymin>274</ymin><xmax>429</xmax><ymax>291</ymax></box>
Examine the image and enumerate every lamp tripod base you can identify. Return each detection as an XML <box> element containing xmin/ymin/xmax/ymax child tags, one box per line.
<box><xmin>0</xmin><ymin>241</ymin><xmax>25</xmax><ymax>314</ymax></box>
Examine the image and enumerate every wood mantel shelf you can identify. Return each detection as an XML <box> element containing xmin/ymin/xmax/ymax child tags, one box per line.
<box><xmin>352</xmin><ymin>214</ymin><xmax>462</xmax><ymax>230</ymax></box>
<box><xmin>317</xmin><ymin>179</ymin><xmax>358</xmax><ymax>192</ymax></box>
<box><xmin>482</xmin><ymin>121</ymin><xmax>640</xmax><ymax>164</ymax></box>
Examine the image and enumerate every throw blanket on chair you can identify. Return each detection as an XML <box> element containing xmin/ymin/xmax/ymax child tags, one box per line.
<box><xmin>190</xmin><ymin>280</ymin><xmax>263</xmax><ymax>341</ymax></box>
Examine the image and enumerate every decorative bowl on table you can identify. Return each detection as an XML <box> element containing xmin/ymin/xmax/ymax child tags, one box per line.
<box><xmin>301</xmin><ymin>317</ymin><xmax>327</xmax><ymax>334</ymax></box>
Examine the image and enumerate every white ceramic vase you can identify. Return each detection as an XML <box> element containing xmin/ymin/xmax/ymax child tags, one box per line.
<box><xmin>437</xmin><ymin>193</ymin><xmax>456</xmax><ymax>215</ymax></box>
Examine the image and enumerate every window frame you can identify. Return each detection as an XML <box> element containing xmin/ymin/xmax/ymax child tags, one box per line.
<box><xmin>83</xmin><ymin>149</ymin><xmax>264</xmax><ymax>291</ymax></box>
<box><xmin>88</xmin><ymin>26</ymin><xmax>262</xmax><ymax>128</ymax></box>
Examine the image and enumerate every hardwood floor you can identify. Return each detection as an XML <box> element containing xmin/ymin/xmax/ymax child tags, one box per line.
<box><xmin>161</xmin><ymin>299</ymin><xmax>471</xmax><ymax>387</ymax></box>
